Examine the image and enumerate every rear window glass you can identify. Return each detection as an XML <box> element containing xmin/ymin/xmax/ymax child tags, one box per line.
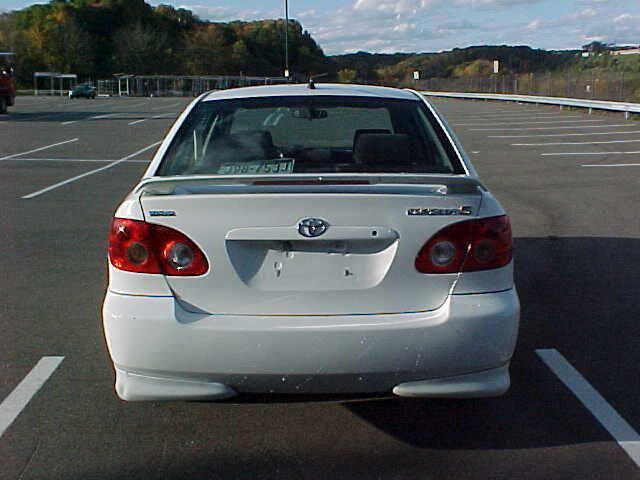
<box><xmin>156</xmin><ymin>96</ymin><xmax>464</xmax><ymax>176</ymax></box>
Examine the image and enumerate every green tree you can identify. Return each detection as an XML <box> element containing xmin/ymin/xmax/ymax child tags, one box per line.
<box><xmin>113</xmin><ymin>22</ymin><xmax>171</xmax><ymax>74</ymax></box>
<box><xmin>182</xmin><ymin>24</ymin><xmax>235</xmax><ymax>75</ymax></box>
<box><xmin>337</xmin><ymin>68</ymin><xmax>357</xmax><ymax>83</ymax></box>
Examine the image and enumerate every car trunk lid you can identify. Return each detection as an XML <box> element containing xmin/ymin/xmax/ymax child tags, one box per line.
<box><xmin>139</xmin><ymin>176</ymin><xmax>483</xmax><ymax>316</ymax></box>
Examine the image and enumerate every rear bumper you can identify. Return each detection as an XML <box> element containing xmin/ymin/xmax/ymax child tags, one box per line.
<box><xmin>114</xmin><ymin>364</ymin><xmax>510</xmax><ymax>401</ymax></box>
<box><xmin>103</xmin><ymin>289</ymin><xmax>519</xmax><ymax>401</ymax></box>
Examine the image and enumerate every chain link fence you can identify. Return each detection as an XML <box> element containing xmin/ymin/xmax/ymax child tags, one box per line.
<box><xmin>97</xmin><ymin>75</ymin><xmax>291</xmax><ymax>97</ymax></box>
<box><xmin>418</xmin><ymin>71</ymin><xmax>640</xmax><ymax>103</ymax></box>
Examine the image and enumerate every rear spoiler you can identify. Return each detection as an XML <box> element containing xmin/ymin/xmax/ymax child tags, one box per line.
<box><xmin>135</xmin><ymin>174</ymin><xmax>486</xmax><ymax>197</ymax></box>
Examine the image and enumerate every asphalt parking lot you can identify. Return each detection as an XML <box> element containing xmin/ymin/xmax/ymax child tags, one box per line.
<box><xmin>0</xmin><ymin>94</ymin><xmax>639</xmax><ymax>480</ymax></box>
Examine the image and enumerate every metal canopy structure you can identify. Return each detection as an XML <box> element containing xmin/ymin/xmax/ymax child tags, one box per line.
<box><xmin>34</xmin><ymin>72</ymin><xmax>78</xmax><ymax>96</ymax></box>
<box><xmin>112</xmin><ymin>74</ymin><xmax>290</xmax><ymax>97</ymax></box>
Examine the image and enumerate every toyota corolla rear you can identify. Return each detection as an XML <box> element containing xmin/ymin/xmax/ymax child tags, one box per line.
<box><xmin>102</xmin><ymin>84</ymin><xmax>520</xmax><ymax>401</ymax></box>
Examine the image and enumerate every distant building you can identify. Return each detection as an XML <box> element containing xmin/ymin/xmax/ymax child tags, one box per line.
<box><xmin>580</xmin><ymin>44</ymin><xmax>640</xmax><ymax>58</ymax></box>
<box><xmin>611</xmin><ymin>46</ymin><xmax>640</xmax><ymax>56</ymax></box>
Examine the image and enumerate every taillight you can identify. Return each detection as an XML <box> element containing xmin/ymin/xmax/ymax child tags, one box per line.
<box><xmin>415</xmin><ymin>215</ymin><xmax>512</xmax><ymax>274</ymax></box>
<box><xmin>108</xmin><ymin>218</ymin><xmax>208</xmax><ymax>276</ymax></box>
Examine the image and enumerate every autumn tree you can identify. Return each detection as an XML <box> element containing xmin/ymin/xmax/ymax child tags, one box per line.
<box><xmin>114</xmin><ymin>22</ymin><xmax>172</xmax><ymax>74</ymax></box>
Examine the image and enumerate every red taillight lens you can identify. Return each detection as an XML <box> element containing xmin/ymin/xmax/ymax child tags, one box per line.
<box><xmin>415</xmin><ymin>215</ymin><xmax>512</xmax><ymax>274</ymax></box>
<box><xmin>108</xmin><ymin>218</ymin><xmax>209</xmax><ymax>276</ymax></box>
<box><xmin>464</xmin><ymin>215</ymin><xmax>513</xmax><ymax>272</ymax></box>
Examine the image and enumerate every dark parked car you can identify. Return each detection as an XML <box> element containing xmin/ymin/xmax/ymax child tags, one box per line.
<box><xmin>0</xmin><ymin>52</ymin><xmax>16</xmax><ymax>114</ymax></box>
<box><xmin>69</xmin><ymin>84</ymin><xmax>96</xmax><ymax>99</ymax></box>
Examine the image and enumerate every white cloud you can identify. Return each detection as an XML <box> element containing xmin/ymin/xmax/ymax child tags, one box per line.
<box><xmin>613</xmin><ymin>12</ymin><xmax>640</xmax><ymax>25</ymax></box>
<box><xmin>353</xmin><ymin>0</ymin><xmax>542</xmax><ymax>12</ymax></box>
<box><xmin>393</xmin><ymin>23</ymin><xmax>416</xmax><ymax>33</ymax></box>
<box><xmin>168</xmin><ymin>1</ymin><xmax>640</xmax><ymax>55</ymax></box>
<box><xmin>580</xmin><ymin>8</ymin><xmax>598</xmax><ymax>17</ymax></box>
<box><xmin>524</xmin><ymin>19</ymin><xmax>541</xmax><ymax>32</ymax></box>
<box><xmin>297</xmin><ymin>9</ymin><xmax>318</xmax><ymax>19</ymax></box>
<box><xmin>353</xmin><ymin>0</ymin><xmax>432</xmax><ymax>15</ymax></box>
<box><xmin>178</xmin><ymin>4</ymin><xmax>275</xmax><ymax>22</ymax></box>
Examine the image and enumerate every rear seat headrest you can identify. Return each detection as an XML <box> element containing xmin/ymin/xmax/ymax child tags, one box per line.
<box><xmin>206</xmin><ymin>131</ymin><xmax>277</xmax><ymax>164</ymax></box>
<box><xmin>353</xmin><ymin>129</ymin><xmax>392</xmax><ymax>151</ymax></box>
<box><xmin>353</xmin><ymin>133</ymin><xmax>412</xmax><ymax>167</ymax></box>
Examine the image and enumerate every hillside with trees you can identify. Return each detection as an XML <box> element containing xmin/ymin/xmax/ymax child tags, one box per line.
<box><xmin>0</xmin><ymin>0</ymin><xmax>330</xmax><ymax>85</ymax></box>
<box><xmin>332</xmin><ymin>46</ymin><xmax>578</xmax><ymax>85</ymax></box>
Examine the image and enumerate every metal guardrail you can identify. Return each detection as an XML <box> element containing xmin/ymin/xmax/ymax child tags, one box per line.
<box><xmin>421</xmin><ymin>91</ymin><xmax>640</xmax><ymax>117</ymax></box>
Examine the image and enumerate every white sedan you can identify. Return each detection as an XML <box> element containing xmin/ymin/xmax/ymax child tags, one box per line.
<box><xmin>103</xmin><ymin>83</ymin><xmax>520</xmax><ymax>401</ymax></box>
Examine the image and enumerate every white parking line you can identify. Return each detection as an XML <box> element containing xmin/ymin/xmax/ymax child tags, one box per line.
<box><xmin>21</xmin><ymin>141</ymin><xmax>161</xmax><ymax>199</ymax></box>
<box><xmin>513</xmin><ymin>139</ymin><xmax>640</xmax><ymax>147</ymax></box>
<box><xmin>53</xmin><ymin>102</ymin><xmax>120</xmax><ymax>125</ymax></box>
<box><xmin>0</xmin><ymin>139</ymin><xmax>79</xmax><ymax>162</ymax></box>
<box><xmin>86</xmin><ymin>101</ymin><xmax>152</xmax><ymax>122</ymax></box>
<box><xmin>449</xmin><ymin>110</ymin><xmax>578</xmax><ymax>115</ymax></box>
<box><xmin>537</xmin><ymin>349</ymin><xmax>640</xmax><ymax>467</ymax></box>
<box><xmin>452</xmin><ymin>115</ymin><xmax>585</xmax><ymax>121</ymax></box>
<box><xmin>152</xmin><ymin>112</ymin><xmax>177</xmax><ymax>119</ymax></box>
<box><xmin>582</xmin><ymin>163</ymin><xmax>640</xmax><ymax>168</ymax></box>
<box><xmin>542</xmin><ymin>151</ymin><xmax>640</xmax><ymax>156</ymax></box>
<box><xmin>454</xmin><ymin>119</ymin><xmax>605</xmax><ymax>127</ymax></box>
<box><xmin>0</xmin><ymin>356</ymin><xmax>64</xmax><ymax>438</ymax></box>
<box><xmin>129</xmin><ymin>112</ymin><xmax>177</xmax><ymax>126</ymax></box>
<box><xmin>91</xmin><ymin>113</ymin><xmax>122</xmax><ymax>120</ymax></box>
<box><xmin>489</xmin><ymin>131</ymin><xmax>640</xmax><ymax>139</ymax></box>
<box><xmin>7</xmin><ymin>157</ymin><xmax>150</xmax><ymax>163</ymax></box>
<box><xmin>471</xmin><ymin>124</ymin><xmax>635</xmax><ymax>132</ymax></box>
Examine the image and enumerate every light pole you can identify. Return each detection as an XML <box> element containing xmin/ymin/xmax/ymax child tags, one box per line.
<box><xmin>284</xmin><ymin>0</ymin><xmax>290</xmax><ymax>79</ymax></box>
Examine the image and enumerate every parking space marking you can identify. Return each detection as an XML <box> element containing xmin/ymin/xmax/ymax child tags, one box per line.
<box><xmin>452</xmin><ymin>115</ymin><xmax>585</xmax><ymax>121</ymax></box>
<box><xmin>470</xmin><ymin>124</ymin><xmax>635</xmax><ymax>132</ymax></box>
<box><xmin>82</xmin><ymin>101</ymin><xmax>152</xmax><ymax>123</ymax></box>
<box><xmin>23</xmin><ymin>100</ymin><xmax>146</xmax><ymax>125</ymax></box>
<box><xmin>537</xmin><ymin>349</ymin><xmax>640</xmax><ymax>468</ymax></box>
<box><xmin>513</xmin><ymin>139</ymin><xmax>640</xmax><ymax>146</ymax></box>
<box><xmin>0</xmin><ymin>356</ymin><xmax>64</xmax><ymax>438</ymax></box>
<box><xmin>0</xmin><ymin>139</ymin><xmax>79</xmax><ymax>162</ymax></box>
<box><xmin>21</xmin><ymin>141</ymin><xmax>161</xmax><ymax>199</ymax></box>
<box><xmin>7</xmin><ymin>157</ymin><xmax>150</xmax><ymax>163</ymax></box>
<box><xmin>153</xmin><ymin>112</ymin><xmax>178</xmax><ymax>118</ymax></box>
<box><xmin>489</xmin><ymin>131</ymin><xmax>640</xmax><ymax>139</ymax></box>
<box><xmin>91</xmin><ymin>112</ymin><xmax>123</xmax><ymax>120</ymax></box>
<box><xmin>129</xmin><ymin>112</ymin><xmax>177</xmax><ymax>126</ymax></box>
<box><xmin>582</xmin><ymin>163</ymin><xmax>640</xmax><ymax>168</ymax></box>
<box><xmin>542</xmin><ymin>151</ymin><xmax>640</xmax><ymax>156</ymax></box>
<box><xmin>454</xmin><ymin>119</ymin><xmax>605</xmax><ymax>126</ymax></box>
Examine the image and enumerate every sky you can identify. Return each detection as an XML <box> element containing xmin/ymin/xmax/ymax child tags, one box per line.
<box><xmin>2</xmin><ymin>0</ymin><xmax>640</xmax><ymax>55</ymax></box>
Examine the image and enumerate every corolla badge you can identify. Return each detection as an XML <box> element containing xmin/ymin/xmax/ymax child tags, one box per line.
<box><xmin>407</xmin><ymin>206</ymin><xmax>473</xmax><ymax>216</ymax></box>
<box><xmin>298</xmin><ymin>218</ymin><xmax>329</xmax><ymax>238</ymax></box>
<box><xmin>149</xmin><ymin>210</ymin><xmax>176</xmax><ymax>217</ymax></box>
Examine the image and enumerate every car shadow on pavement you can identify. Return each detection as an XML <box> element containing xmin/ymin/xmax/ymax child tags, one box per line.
<box><xmin>345</xmin><ymin>236</ymin><xmax>640</xmax><ymax>450</ymax></box>
<box><xmin>0</xmin><ymin>111</ymin><xmax>150</xmax><ymax>123</ymax></box>
<box><xmin>188</xmin><ymin>236</ymin><xmax>640</xmax><ymax>454</ymax></box>
<box><xmin>52</xmin><ymin>237</ymin><xmax>640</xmax><ymax>480</ymax></box>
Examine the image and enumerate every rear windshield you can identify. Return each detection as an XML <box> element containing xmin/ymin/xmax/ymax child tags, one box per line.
<box><xmin>156</xmin><ymin>96</ymin><xmax>464</xmax><ymax>176</ymax></box>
